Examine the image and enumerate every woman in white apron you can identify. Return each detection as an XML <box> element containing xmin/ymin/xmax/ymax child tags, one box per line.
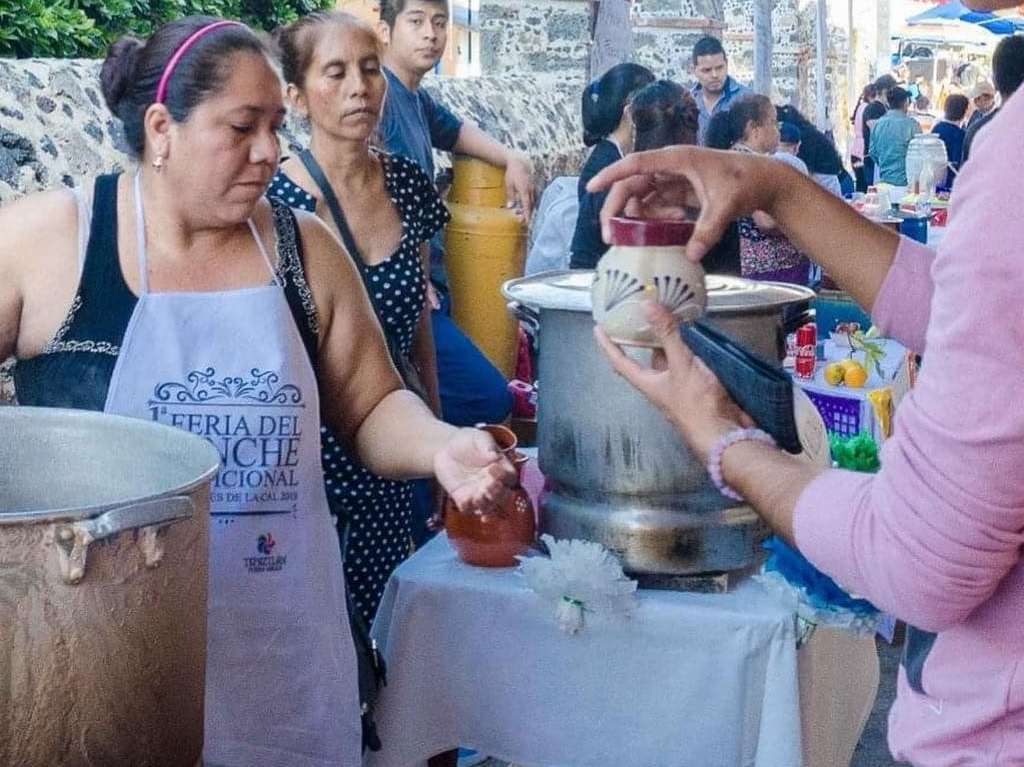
<box><xmin>1</xmin><ymin>17</ymin><xmax>513</xmax><ymax>767</ymax></box>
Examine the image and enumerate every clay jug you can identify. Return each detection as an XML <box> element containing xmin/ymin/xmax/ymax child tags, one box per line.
<box><xmin>445</xmin><ymin>424</ymin><xmax>536</xmax><ymax>567</ymax></box>
<box><xmin>591</xmin><ymin>217</ymin><xmax>706</xmax><ymax>347</ymax></box>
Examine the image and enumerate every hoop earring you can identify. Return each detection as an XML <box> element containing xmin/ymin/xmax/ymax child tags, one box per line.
<box><xmin>152</xmin><ymin>155</ymin><xmax>165</xmax><ymax>172</ymax></box>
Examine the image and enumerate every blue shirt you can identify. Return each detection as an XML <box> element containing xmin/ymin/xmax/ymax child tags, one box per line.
<box><xmin>693</xmin><ymin>76</ymin><xmax>752</xmax><ymax>145</ymax></box>
<box><xmin>931</xmin><ymin>121</ymin><xmax>965</xmax><ymax>190</ymax></box>
<box><xmin>868</xmin><ymin>110</ymin><xmax>922</xmax><ymax>186</ymax></box>
<box><xmin>380</xmin><ymin>67</ymin><xmax>463</xmax><ymax>286</ymax></box>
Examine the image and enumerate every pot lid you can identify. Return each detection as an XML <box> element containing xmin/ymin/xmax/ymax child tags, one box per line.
<box><xmin>607</xmin><ymin>217</ymin><xmax>695</xmax><ymax>247</ymax></box>
<box><xmin>503</xmin><ymin>270</ymin><xmax>815</xmax><ymax>315</ymax></box>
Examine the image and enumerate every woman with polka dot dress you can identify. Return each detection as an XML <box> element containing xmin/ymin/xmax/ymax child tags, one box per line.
<box><xmin>271</xmin><ymin>11</ymin><xmax>448</xmax><ymax>623</ymax></box>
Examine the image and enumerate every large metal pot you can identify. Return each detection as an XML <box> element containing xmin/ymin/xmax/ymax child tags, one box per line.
<box><xmin>0</xmin><ymin>407</ymin><xmax>220</xmax><ymax>767</ymax></box>
<box><xmin>504</xmin><ymin>271</ymin><xmax>814</xmax><ymax>575</ymax></box>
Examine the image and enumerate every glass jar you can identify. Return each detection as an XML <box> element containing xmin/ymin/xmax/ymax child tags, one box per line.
<box><xmin>862</xmin><ymin>186</ymin><xmax>880</xmax><ymax>218</ymax></box>
<box><xmin>590</xmin><ymin>217</ymin><xmax>707</xmax><ymax>346</ymax></box>
<box><xmin>905</xmin><ymin>134</ymin><xmax>948</xmax><ymax>198</ymax></box>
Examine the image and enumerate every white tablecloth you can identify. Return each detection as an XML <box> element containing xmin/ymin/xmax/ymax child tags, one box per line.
<box><xmin>367</xmin><ymin>535</ymin><xmax>804</xmax><ymax>767</ymax></box>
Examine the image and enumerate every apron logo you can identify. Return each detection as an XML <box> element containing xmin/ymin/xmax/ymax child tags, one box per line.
<box><xmin>257</xmin><ymin>533</ymin><xmax>276</xmax><ymax>555</ymax></box>
<box><xmin>148</xmin><ymin>367</ymin><xmax>306</xmax><ymax>518</ymax></box>
<box><xmin>245</xmin><ymin>533</ymin><xmax>287</xmax><ymax>574</ymax></box>
<box><xmin>152</xmin><ymin>367</ymin><xmax>303</xmax><ymax>406</ymax></box>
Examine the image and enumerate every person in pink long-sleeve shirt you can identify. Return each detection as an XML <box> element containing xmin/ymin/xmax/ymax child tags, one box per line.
<box><xmin>584</xmin><ymin>5</ymin><xmax>1022</xmax><ymax>763</ymax></box>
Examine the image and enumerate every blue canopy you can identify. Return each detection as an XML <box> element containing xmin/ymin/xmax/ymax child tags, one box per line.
<box><xmin>977</xmin><ymin>15</ymin><xmax>1024</xmax><ymax>34</ymax></box>
<box><xmin>907</xmin><ymin>0</ymin><xmax>1024</xmax><ymax>34</ymax></box>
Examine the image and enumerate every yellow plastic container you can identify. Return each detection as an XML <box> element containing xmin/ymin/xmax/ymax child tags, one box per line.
<box><xmin>444</xmin><ymin>156</ymin><xmax>527</xmax><ymax>378</ymax></box>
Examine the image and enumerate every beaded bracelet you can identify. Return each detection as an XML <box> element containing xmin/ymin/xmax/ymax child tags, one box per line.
<box><xmin>707</xmin><ymin>427</ymin><xmax>777</xmax><ymax>502</ymax></box>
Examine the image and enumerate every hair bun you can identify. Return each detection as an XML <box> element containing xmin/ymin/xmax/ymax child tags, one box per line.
<box><xmin>100</xmin><ymin>36</ymin><xmax>144</xmax><ymax>117</ymax></box>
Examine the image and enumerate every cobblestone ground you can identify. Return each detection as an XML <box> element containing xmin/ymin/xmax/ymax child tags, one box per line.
<box><xmin>851</xmin><ymin>638</ymin><xmax>904</xmax><ymax>767</ymax></box>
<box><xmin>479</xmin><ymin>638</ymin><xmax>904</xmax><ymax>767</ymax></box>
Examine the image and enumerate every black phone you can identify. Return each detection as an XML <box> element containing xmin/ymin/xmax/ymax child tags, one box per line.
<box><xmin>681</xmin><ymin>321</ymin><xmax>802</xmax><ymax>454</ymax></box>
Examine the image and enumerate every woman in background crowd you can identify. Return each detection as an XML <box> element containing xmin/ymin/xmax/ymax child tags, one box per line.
<box><xmin>707</xmin><ymin>94</ymin><xmax>812</xmax><ymax>285</ymax></box>
<box><xmin>850</xmin><ymin>82</ymin><xmax>877</xmax><ymax>192</ymax></box>
<box><xmin>931</xmin><ymin>93</ymin><xmax>969</xmax><ymax>191</ymax></box>
<box><xmin>569</xmin><ymin>62</ymin><xmax>654</xmax><ymax>269</ymax></box>
<box><xmin>776</xmin><ymin>104</ymin><xmax>847</xmax><ymax>197</ymax></box>
<box><xmin>270</xmin><ymin>11</ymin><xmax>449</xmax><ymax>624</ymax></box>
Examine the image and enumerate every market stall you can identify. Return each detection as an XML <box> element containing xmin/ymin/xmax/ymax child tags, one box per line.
<box><xmin>789</xmin><ymin>334</ymin><xmax>913</xmax><ymax>443</ymax></box>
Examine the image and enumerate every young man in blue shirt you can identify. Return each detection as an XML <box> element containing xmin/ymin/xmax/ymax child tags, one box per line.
<box><xmin>377</xmin><ymin>0</ymin><xmax>535</xmax><ymax>426</ymax></box>
<box><xmin>690</xmin><ymin>36</ymin><xmax>752</xmax><ymax>144</ymax></box>
<box><xmin>378</xmin><ymin>0</ymin><xmax>532</xmax><ymax>558</ymax></box>
<box><xmin>869</xmin><ymin>86</ymin><xmax>921</xmax><ymax>187</ymax></box>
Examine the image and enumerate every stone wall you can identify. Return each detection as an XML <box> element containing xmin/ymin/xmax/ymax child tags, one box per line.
<box><xmin>0</xmin><ymin>58</ymin><xmax>583</xmax><ymax>203</ymax></box>
<box><xmin>720</xmin><ymin>0</ymin><xmax>848</xmax><ymax>126</ymax></box>
<box><xmin>478</xmin><ymin>0</ymin><xmax>592</xmax><ymax>80</ymax></box>
<box><xmin>470</xmin><ymin>0</ymin><xmax>853</xmax><ymax>150</ymax></box>
<box><xmin>632</xmin><ymin>15</ymin><xmax>726</xmax><ymax>83</ymax></box>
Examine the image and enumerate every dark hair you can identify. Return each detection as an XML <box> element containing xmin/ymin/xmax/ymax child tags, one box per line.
<box><xmin>100</xmin><ymin>16</ymin><xmax>269</xmax><ymax>158</ymax></box>
<box><xmin>851</xmin><ymin>83</ymin><xmax>877</xmax><ymax>125</ymax></box>
<box><xmin>778</xmin><ymin>121</ymin><xmax>801</xmax><ymax>145</ymax></box>
<box><xmin>992</xmin><ymin>34</ymin><xmax>1024</xmax><ymax>98</ymax></box>
<box><xmin>631</xmin><ymin>80</ymin><xmax>699</xmax><ymax>152</ymax></box>
<box><xmin>275</xmin><ymin>11</ymin><xmax>380</xmax><ymax>89</ymax></box>
<box><xmin>581</xmin><ymin>62</ymin><xmax>655</xmax><ymax>146</ymax></box>
<box><xmin>943</xmin><ymin>93</ymin><xmax>969</xmax><ymax>122</ymax></box>
<box><xmin>775</xmin><ymin>104</ymin><xmax>843</xmax><ymax>175</ymax></box>
<box><xmin>703</xmin><ymin>93</ymin><xmax>772</xmax><ymax>150</ymax></box>
<box><xmin>692</xmin><ymin>36</ymin><xmax>726</xmax><ymax>65</ymax></box>
<box><xmin>873</xmin><ymin>74</ymin><xmax>898</xmax><ymax>94</ymax></box>
<box><xmin>887</xmin><ymin>86</ymin><xmax>910</xmax><ymax>110</ymax></box>
<box><xmin>380</xmin><ymin>0</ymin><xmax>448</xmax><ymax>27</ymax></box>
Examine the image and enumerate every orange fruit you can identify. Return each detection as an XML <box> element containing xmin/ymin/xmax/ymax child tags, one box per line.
<box><xmin>824</xmin><ymin>362</ymin><xmax>845</xmax><ymax>386</ymax></box>
<box><xmin>843</xmin><ymin>363</ymin><xmax>868</xmax><ymax>388</ymax></box>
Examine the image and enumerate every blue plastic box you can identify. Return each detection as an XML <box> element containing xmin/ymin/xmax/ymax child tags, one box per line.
<box><xmin>812</xmin><ymin>289</ymin><xmax>873</xmax><ymax>335</ymax></box>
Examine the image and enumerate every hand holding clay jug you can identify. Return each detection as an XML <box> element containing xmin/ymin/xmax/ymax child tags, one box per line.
<box><xmin>444</xmin><ymin>424</ymin><xmax>536</xmax><ymax>567</ymax></box>
<box><xmin>591</xmin><ymin>217</ymin><xmax>707</xmax><ymax>346</ymax></box>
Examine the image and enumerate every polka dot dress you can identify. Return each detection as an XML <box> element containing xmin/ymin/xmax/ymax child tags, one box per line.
<box><xmin>268</xmin><ymin>151</ymin><xmax>450</xmax><ymax>623</ymax></box>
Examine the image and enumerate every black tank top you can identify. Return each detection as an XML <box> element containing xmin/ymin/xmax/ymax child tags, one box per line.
<box><xmin>14</xmin><ymin>174</ymin><xmax>319</xmax><ymax>411</ymax></box>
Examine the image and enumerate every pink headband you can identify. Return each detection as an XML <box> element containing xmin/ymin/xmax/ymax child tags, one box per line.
<box><xmin>155</xmin><ymin>20</ymin><xmax>245</xmax><ymax>104</ymax></box>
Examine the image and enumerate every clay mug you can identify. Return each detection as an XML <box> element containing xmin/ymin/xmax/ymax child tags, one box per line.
<box><xmin>591</xmin><ymin>217</ymin><xmax>707</xmax><ymax>346</ymax></box>
<box><xmin>444</xmin><ymin>424</ymin><xmax>536</xmax><ymax>567</ymax></box>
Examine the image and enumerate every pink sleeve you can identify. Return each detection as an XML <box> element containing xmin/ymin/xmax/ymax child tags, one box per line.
<box><xmin>870</xmin><ymin>236</ymin><xmax>936</xmax><ymax>355</ymax></box>
<box><xmin>793</xmin><ymin>93</ymin><xmax>1024</xmax><ymax>632</ymax></box>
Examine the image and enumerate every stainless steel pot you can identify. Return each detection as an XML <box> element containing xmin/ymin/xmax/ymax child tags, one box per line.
<box><xmin>504</xmin><ymin>271</ymin><xmax>815</xmax><ymax>575</ymax></box>
<box><xmin>0</xmin><ymin>407</ymin><xmax>220</xmax><ymax>767</ymax></box>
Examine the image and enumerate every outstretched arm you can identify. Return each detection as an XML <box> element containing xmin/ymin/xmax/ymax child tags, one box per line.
<box><xmin>454</xmin><ymin>122</ymin><xmax>535</xmax><ymax>221</ymax></box>
<box><xmin>298</xmin><ymin>212</ymin><xmax>514</xmax><ymax>511</ymax></box>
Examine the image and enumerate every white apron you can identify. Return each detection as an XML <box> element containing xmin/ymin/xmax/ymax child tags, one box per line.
<box><xmin>103</xmin><ymin>174</ymin><xmax>362</xmax><ymax>766</ymax></box>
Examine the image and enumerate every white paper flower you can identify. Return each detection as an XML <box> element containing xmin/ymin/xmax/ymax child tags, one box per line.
<box><xmin>517</xmin><ymin>535</ymin><xmax>638</xmax><ymax>634</ymax></box>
